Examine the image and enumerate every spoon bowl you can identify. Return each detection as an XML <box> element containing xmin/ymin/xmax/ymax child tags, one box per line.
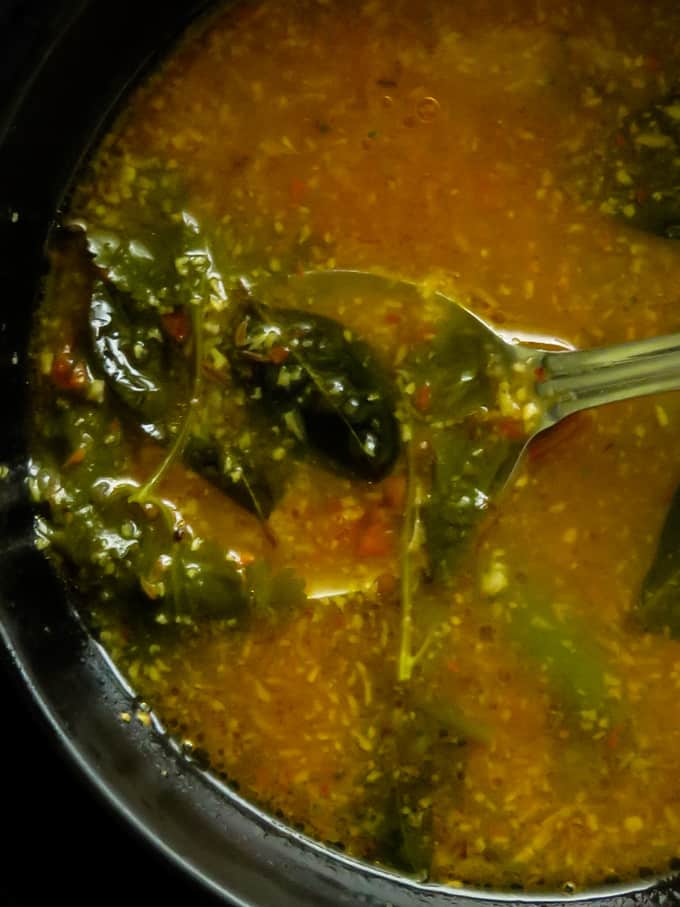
<box><xmin>270</xmin><ymin>270</ymin><xmax>680</xmax><ymax>598</ymax></box>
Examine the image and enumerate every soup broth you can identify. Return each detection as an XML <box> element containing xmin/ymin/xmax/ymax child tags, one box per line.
<box><xmin>30</xmin><ymin>0</ymin><xmax>680</xmax><ymax>891</ymax></box>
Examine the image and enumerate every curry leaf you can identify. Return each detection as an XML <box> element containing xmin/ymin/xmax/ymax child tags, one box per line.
<box><xmin>501</xmin><ymin>586</ymin><xmax>610</xmax><ymax>718</ymax></box>
<box><xmin>638</xmin><ymin>484</ymin><xmax>680</xmax><ymax>635</ymax></box>
<box><xmin>183</xmin><ymin>434</ymin><xmax>283</xmax><ymax>521</ymax></box>
<box><xmin>596</xmin><ymin>92</ymin><xmax>680</xmax><ymax>238</ymax></box>
<box><xmin>160</xmin><ymin>538</ymin><xmax>250</xmax><ymax>621</ymax></box>
<box><xmin>376</xmin><ymin>692</ymin><xmax>485</xmax><ymax>877</ymax></box>
<box><xmin>229</xmin><ymin>303</ymin><xmax>401</xmax><ymax>481</ymax></box>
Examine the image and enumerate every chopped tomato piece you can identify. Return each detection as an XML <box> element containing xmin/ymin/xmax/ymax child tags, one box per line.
<box><xmin>269</xmin><ymin>345</ymin><xmax>289</xmax><ymax>364</ymax></box>
<box><xmin>381</xmin><ymin>473</ymin><xmax>407</xmax><ymax>510</ymax></box>
<box><xmin>356</xmin><ymin>519</ymin><xmax>393</xmax><ymax>557</ymax></box>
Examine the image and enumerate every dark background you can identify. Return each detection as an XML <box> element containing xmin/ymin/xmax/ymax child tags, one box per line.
<box><xmin>0</xmin><ymin>1</ymin><xmax>222</xmax><ymax>904</ymax></box>
<box><xmin>0</xmin><ymin>666</ymin><xmax>222</xmax><ymax>907</ymax></box>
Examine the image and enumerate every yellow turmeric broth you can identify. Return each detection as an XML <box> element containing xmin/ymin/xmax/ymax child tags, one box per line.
<box><xmin>30</xmin><ymin>0</ymin><xmax>680</xmax><ymax>892</ymax></box>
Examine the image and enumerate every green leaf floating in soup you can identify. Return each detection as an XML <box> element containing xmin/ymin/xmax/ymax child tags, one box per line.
<box><xmin>228</xmin><ymin>301</ymin><xmax>401</xmax><ymax>482</ymax></box>
<box><xmin>75</xmin><ymin>168</ymin><xmax>229</xmax><ymax>312</ymax></box>
<box><xmin>90</xmin><ymin>278</ymin><xmax>191</xmax><ymax>431</ymax></box>
<box><xmin>500</xmin><ymin>588</ymin><xmax>610</xmax><ymax>720</ymax></box>
<box><xmin>34</xmin><ymin>404</ymin><xmax>305</xmax><ymax>626</ymax></box>
<box><xmin>89</xmin><ymin>276</ymin><xmax>289</xmax><ymax>519</ymax></box>
<box><xmin>593</xmin><ymin>92</ymin><xmax>680</xmax><ymax>239</ymax></box>
<box><xmin>399</xmin><ymin>310</ymin><xmax>522</xmax><ymax>583</ymax></box>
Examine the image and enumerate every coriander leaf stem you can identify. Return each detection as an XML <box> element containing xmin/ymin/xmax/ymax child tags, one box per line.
<box><xmin>130</xmin><ymin>301</ymin><xmax>203</xmax><ymax>506</ymax></box>
<box><xmin>398</xmin><ymin>440</ymin><xmax>424</xmax><ymax>682</ymax></box>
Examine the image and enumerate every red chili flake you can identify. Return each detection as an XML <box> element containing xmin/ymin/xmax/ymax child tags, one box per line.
<box><xmin>634</xmin><ymin>187</ymin><xmax>649</xmax><ymax>205</ymax></box>
<box><xmin>606</xmin><ymin>724</ymin><xmax>623</xmax><ymax>749</ymax></box>
<box><xmin>269</xmin><ymin>345</ymin><xmax>289</xmax><ymax>365</ymax></box>
<box><xmin>63</xmin><ymin>447</ymin><xmax>87</xmax><ymax>468</ymax></box>
<box><xmin>384</xmin><ymin>312</ymin><xmax>401</xmax><ymax>325</ymax></box>
<box><xmin>161</xmin><ymin>308</ymin><xmax>191</xmax><ymax>344</ymax></box>
<box><xmin>497</xmin><ymin>417</ymin><xmax>524</xmax><ymax>441</ymax></box>
<box><xmin>414</xmin><ymin>383</ymin><xmax>432</xmax><ymax>412</ymax></box>
<box><xmin>51</xmin><ymin>346</ymin><xmax>89</xmax><ymax>392</ymax></box>
<box><xmin>533</xmin><ymin>366</ymin><xmax>546</xmax><ymax>382</ymax></box>
<box><xmin>614</xmin><ymin>132</ymin><xmax>627</xmax><ymax>148</ymax></box>
<box><xmin>289</xmin><ymin>177</ymin><xmax>307</xmax><ymax>205</ymax></box>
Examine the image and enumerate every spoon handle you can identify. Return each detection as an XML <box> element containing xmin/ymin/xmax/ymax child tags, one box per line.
<box><xmin>533</xmin><ymin>332</ymin><xmax>680</xmax><ymax>426</ymax></box>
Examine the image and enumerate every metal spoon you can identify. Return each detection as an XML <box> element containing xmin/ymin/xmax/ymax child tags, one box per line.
<box><xmin>278</xmin><ymin>268</ymin><xmax>680</xmax><ymax>441</ymax></box>
<box><xmin>269</xmin><ymin>270</ymin><xmax>680</xmax><ymax>595</ymax></box>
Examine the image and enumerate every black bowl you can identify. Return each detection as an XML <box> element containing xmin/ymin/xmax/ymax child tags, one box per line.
<box><xmin>0</xmin><ymin>2</ymin><xmax>678</xmax><ymax>905</ymax></box>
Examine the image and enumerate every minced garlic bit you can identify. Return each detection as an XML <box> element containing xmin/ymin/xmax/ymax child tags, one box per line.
<box><xmin>480</xmin><ymin>561</ymin><xmax>509</xmax><ymax>597</ymax></box>
<box><xmin>624</xmin><ymin>816</ymin><xmax>644</xmax><ymax>834</ymax></box>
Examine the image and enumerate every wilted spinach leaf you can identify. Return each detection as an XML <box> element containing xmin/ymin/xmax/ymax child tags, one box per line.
<box><xmin>88</xmin><ymin>273</ymin><xmax>284</xmax><ymax>519</ymax></box>
<box><xmin>76</xmin><ymin>169</ymin><xmax>228</xmax><ymax>311</ymax></box>
<box><xmin>400</xmin><ymin>311</ymin><xmax>519</xmax><ymax>582</ymax></box>
<box><xmin>638</xmin><ymin>484</ymin><xmax>680</xmax><ymax>635</ymax></box>
<box><xmin>41</xmin><ymin>474</ymin><xmax>305</xmax><ymax>625</ymax></box>
<box><xmin>43</xmin><ymin>484</ymin><xmax>249</xmax><ymax>623</ymax></box>
<box><xmin>229</xmin><ymin>303</ymin><xmax>401</xmax><ymax>481</ymax></box>
<box><xmin>90</xmin><ymin>278</ymin><xmax>190</xmax><ymax>431</ymax></box>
